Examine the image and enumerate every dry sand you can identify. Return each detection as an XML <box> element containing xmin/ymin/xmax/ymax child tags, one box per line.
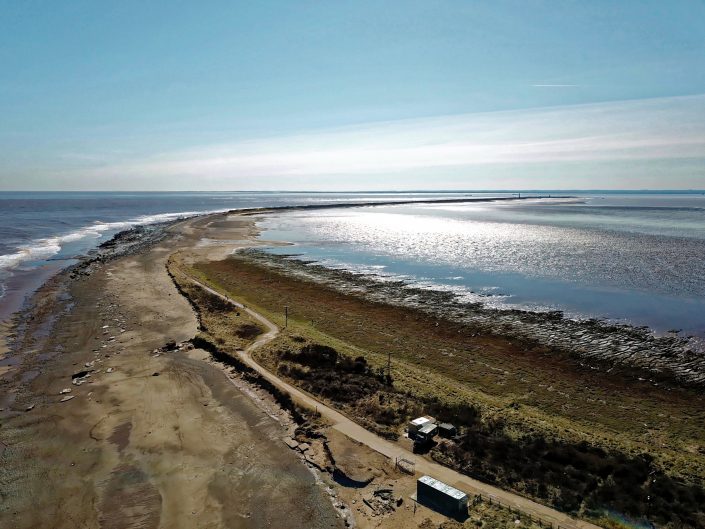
<box><xmin>0</xmin><ymin>214</ymin><xmax>343</xmax><ymax>529</ymax></box>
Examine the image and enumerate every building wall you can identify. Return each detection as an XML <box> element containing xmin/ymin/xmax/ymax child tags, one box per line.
<box><xmin>417</xmin><ymin>480</ymin><xmax>467</xmax><ymax>515</ymax></box>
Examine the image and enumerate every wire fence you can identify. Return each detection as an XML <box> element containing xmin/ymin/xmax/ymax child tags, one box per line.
<box><xmin>473</xmin><ymin>492</ymin><xmax>570</xmax><ymax>529</ymax></box>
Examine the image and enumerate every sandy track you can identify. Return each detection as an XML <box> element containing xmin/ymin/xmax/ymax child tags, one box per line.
<box><xmin>185</xmin><ymin>275</ymin><xmax>601</xmax><ymax>529</ymax></box>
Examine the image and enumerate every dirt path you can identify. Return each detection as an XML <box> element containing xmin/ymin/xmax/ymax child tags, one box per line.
<box><xmin>185</xmin><ymin>276</ymin><xmax>601</xmax><ymax>529</ymax></box>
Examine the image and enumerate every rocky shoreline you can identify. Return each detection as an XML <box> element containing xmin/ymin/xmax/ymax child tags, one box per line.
<box><xmin>2</xmin><ymin>221</ymin><xmax>178</xmax><ymax>362</ymax></box>
<box><xmin>236</xmin><ymin>249</ymin><xmax>705</xmax><ymax>389</ymax></box>
<box><xmin>69</xmin><ymin>221</ymin><xmax>174</xmax><ymax>279</ymax></box>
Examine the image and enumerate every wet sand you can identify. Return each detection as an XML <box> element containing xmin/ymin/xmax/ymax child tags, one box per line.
<box><xmin>0</xmin><ymin>214</ymin><xmax>343</xmax><ymax>529</ymax></box>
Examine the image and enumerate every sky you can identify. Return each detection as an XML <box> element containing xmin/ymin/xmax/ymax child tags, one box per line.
<box><xmin>0</xmin><ymin>1</ymin><xmax>704</xmax><ymax>191</ymax></box>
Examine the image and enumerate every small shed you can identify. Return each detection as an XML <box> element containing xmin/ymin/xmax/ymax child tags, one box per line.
<box><xmin>408</xmin><ymin>416</ymin><xmax>431</xmax><ymax>435</ymax></box>
<box><xmin>416</xmin><ymin>475</ymin><xmax>469</xmax><ymax>516</ymax></box>
<box><xmin>416</xmin><ymin>422</ymin><xmax>438</xmax><ymax>443</ymax></box>
<box><xmin>438</xmin><ymin>423</ymin><xmax>457</xmax><ymax>438</ymax></box>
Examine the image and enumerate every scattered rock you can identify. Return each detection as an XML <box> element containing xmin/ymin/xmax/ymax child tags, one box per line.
<box><xmin>60</xmin><ymin>395</ymin><xmax>75</xmax><ymax>403</ymax></box>
<box><xmin>152</xmin><ymin>372</ymin><xmax>160</xmax><ymax>377</ymax></box>
<box><xmin>72</xmin><ymin>370</ymin><xmax>92</xmax><ymax>385</ymax></box>
<box><xmin>374</xmin><ymin>488</ymin><xmax>393</xmax><ymax>501</ymax></box>
<box><xmin>59</xmin><ymin>388</ymin><xmax>72</xmax><ymax>394</ymax></box>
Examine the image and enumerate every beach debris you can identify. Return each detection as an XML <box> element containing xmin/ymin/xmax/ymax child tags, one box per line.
<box><xmin>26</xmin><ymin>404</ymin><xmax>35</xmax><ymax>411</ymax></box>
<box><xmin>59</xmin><ymin>388</ymin><xmax>72</xmax><ymax>394</ymax></box>
<box><xmin>373</xmin><ymin>488</ymin><xmax>393</xmax><ymax>500</ymax></box>
<box><xmin>106</xmin><ymin>367</ymin><xmax>114</xmax><ymax>373</ymax></box>
<box><xmin>153</xmin><ymin>340</ymin><xmax>192</xmax><ymax>355</ymax></box>
<box><xmin>102</xmin><ymin>325</ymin><xmax>109</xmax><ymax>329</ymax></box>
<box><xmin>60</xmin><ymin>395</ymin><xmax>75</xmax><ymax>403</ymax></box>
<box><xmin>72</xmin><ymin>370</ymin><xmax>92</xmax><ymax>386</ymax></box>
<box><xmin>362</xmin><ymin>486</ymin><xmax>398</xmax><ymax>516</ymax></box>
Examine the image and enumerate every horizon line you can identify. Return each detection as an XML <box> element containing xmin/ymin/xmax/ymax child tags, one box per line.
<box><xmin>2</xmin><ymin>189</ymin><xmax>704</xmax><ymax>194</ymax></box>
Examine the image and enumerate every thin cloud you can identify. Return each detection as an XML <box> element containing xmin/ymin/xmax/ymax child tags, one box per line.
<box><xmin>82</xmin><ymin>94</ymin><xmax>705</xmax><ymax>182</ymax></box>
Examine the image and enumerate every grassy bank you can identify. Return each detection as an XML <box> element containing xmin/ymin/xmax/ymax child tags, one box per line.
<box><xmin>169</xmin><ymin>251</ymin><xmax>705</xmax><ymax>528</ymax></box>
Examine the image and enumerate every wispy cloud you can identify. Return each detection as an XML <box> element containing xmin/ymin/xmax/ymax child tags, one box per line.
<box><xmin>531</xmin><ymin>84</ymin><xmax>579</xmax><ymax>87</ymax></box>
<box><xmin>79</xmin><ymin>95</ymin><xmax>705</xmax><ymax>185</ymax></box>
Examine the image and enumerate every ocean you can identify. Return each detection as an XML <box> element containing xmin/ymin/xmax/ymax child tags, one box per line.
<box><xmin>0</xmin><ymin>191</ymin><xmax>475</xmax><ymax>321</ymax></box>
<box><xmin>1</xmin><ymin>191</ymin><xmax>704</xmax><ymax>340</ymax></box>
<box><xmin>258</xmin><ymin>192</ymin><xmax>705</xmax><ymax>338</ymax></box>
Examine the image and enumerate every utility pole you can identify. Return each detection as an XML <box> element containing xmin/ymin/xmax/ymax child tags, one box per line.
<box><xmin>284</xmin><ymin>305</ymin><xmax>288</xmax><ymax>328</ymax></box>
<box><xmin>387</xmin><ymin>350</ymin><xmax>392</xmax><ymax>384</ymax></box>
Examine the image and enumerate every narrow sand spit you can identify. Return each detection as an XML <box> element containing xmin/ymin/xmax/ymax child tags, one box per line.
<box><xmin>0</xmin><ymin>213</ymin><xmax>343</xmax><ymax>529</ymax></box>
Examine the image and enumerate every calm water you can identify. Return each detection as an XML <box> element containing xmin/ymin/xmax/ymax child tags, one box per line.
<box><xmin>260</xmin><ymin>193</ymin><xmax>705</xmax><ymax>337</ymax></box>
<box><xmin>0</xmin><ymin>191</ymin><xmax>476</xmax><ymax>320</ymax></box>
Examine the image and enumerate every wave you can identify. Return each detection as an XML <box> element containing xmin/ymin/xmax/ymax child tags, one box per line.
<box><xmin>0</xmin><ymin>209</ymin><xmax>224</xmax><ymax>277</ymax></box>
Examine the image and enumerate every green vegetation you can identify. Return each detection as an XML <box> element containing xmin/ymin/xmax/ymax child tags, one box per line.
<box><xmin>259</xmin><ymin>332</ymin><xmax>705</xmax><ymax>527</ymax></box>
<box><xmin>168</xmin><ymin>252</ymin><xmax>705</xmax><ymax>528</ymax></box>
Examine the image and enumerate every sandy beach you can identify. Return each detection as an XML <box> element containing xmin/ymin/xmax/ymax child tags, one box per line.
<box><xmin>2</xmin><ymin>206</ymin><xmax>704</xmax><ymax>529</ymax></box>
<box><xmin>0</xmin><ymin>213</ymin><xmax>344</xmax><ymax>529</ymax></box>
<box><xmin>3</xmin><ymin>3</ymin><xmax>704</xmax><ymax>527</ymax></box>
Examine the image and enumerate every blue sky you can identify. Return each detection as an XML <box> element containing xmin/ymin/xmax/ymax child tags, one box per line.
<box><xmin>1</xmin><ymin>1</ymin><xmax>704</xmax><ymax>190</ymax></box>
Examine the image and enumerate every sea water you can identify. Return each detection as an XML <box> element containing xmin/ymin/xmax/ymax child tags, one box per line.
<box><xmin>259</xmin><ymin>193</ymin><xmax>705</xmax><ymax>338</ymax></box>
<box><xmin>0</xmin><ymin>191</ymin><xmax>475</xmax><ymax>320</ymax></box>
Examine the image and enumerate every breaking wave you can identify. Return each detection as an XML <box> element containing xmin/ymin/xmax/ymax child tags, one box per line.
<box><xmin>0</xmin><ymin>209</ymin><xmax>222</xmax><ymax>297</ymax></box>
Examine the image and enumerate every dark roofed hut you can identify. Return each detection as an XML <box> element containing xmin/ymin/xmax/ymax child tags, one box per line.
<box><xmin>437</xmin><ymin>423</ymin><xmax>457</xmax><ymax>438</ymax></box>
